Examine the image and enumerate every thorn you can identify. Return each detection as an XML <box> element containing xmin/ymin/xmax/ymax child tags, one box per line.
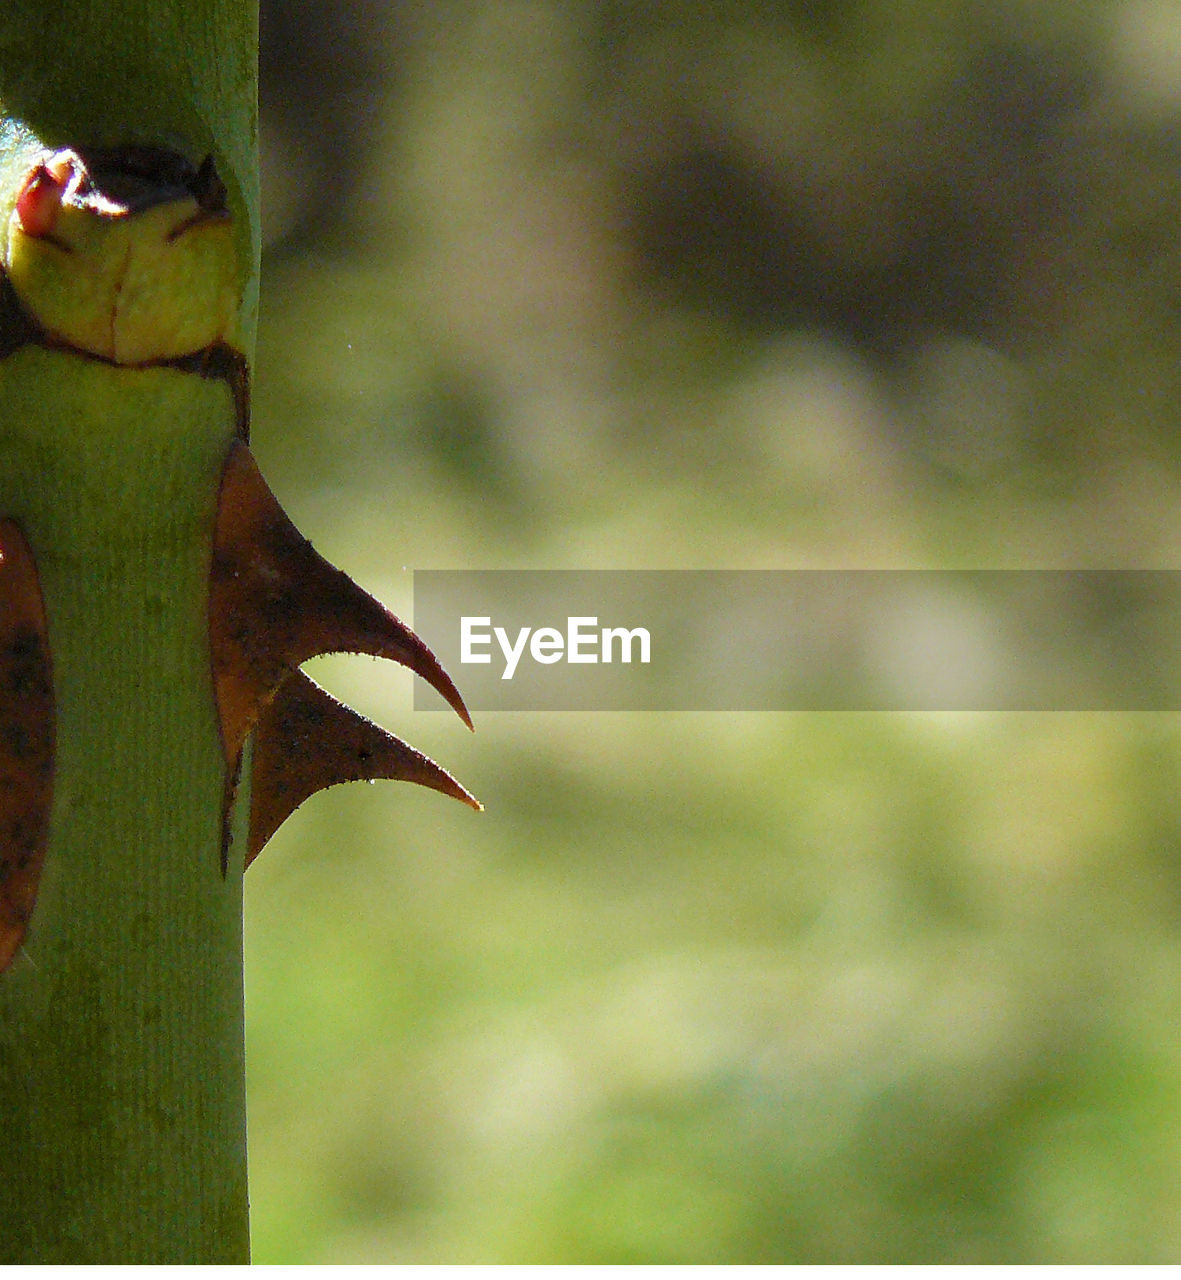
<box><xmin>209</xmin><ymin>441</ymin><xmax>472</xmax><ymax>768</ymax></box>
<box><xmin>247</xmin><ymin>671</ymin><xmax>481</xmax><ymax>865</ymax></box>
<box><xmin>0</xmin><ymin>519</ymin><xmax>54</xmax><ymax>973</ymax></box>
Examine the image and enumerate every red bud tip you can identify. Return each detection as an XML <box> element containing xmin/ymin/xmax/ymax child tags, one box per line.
<box><xmin>14</xmin><ymin>164</ymin><xmax>67</xmax><ymax>239</ymax></box>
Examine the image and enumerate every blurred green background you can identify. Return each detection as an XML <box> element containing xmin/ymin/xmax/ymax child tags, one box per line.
<box><xmin>244</xmin><ymin>0</ymin><xmax>1181</xmax><ymax>1261</ymax></box>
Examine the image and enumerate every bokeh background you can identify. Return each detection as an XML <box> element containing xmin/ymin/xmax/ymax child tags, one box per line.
<box><xmin>244</xmin><ymin>0</ymin><xmax>1181</xmax><ymax>1261</ymax></box>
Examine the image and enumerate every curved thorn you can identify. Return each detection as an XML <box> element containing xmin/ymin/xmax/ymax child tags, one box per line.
<box><xmin>248</xmin><ymin>671</ymin><xmax>481</xmax><ymax>865</ymax></box>
<box><xmin>0</xmin><ymin>519</ymin><xmax>54</xmax><ymax>973</ymax></box>
<box><xmin>210</xmin><ymin>441</ymin><xmax>472</xmax><ymax>766</ymax></box>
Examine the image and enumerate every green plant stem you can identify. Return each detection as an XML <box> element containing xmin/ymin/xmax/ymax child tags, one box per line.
<box><xmin>0</xmin><ymin>2</ymin><xmax>258</xmax><ymax>1262</ymax></box>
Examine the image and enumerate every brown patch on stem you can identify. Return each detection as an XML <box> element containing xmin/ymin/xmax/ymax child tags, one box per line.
<box><xmin>248</xmin><ymin>671</ymin><xmax>480</xmax><ymax>864</ymax></box>
<box><xmin>0</xmin><ymin>520</ymin><xmax>54</xmax><ymax>972</ymax></box>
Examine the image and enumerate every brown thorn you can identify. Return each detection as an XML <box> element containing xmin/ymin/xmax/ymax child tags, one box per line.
<box><xmin>209</xmin><ymin>440</ymin><xmax>472</xmax><ymax>769</ymax></box>
<box><xmin>247</xmin><ymin>670</ymin><xmax>481</xmax><ymax>865</ymax></box>
<box><xmin>0</xmin><ymin>519</ymin><xmax>54</xmax><ymax>973</ymax></box>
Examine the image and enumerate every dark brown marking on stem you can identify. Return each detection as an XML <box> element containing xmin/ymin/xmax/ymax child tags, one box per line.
<box><xmin>0</xmin><ymin>519</ymin><xmax>54</xmax><ymax>973</ymax></box>
<box><xmin>248</xmin><ymin>671</ymin><xmax>480</xmax><ymax>864</ymax></box>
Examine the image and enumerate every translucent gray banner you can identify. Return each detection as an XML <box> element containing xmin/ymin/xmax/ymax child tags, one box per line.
<box><xmin>411</xmin><ymin>570</ymin><xmax>1181</xmax><ymax>711</ymax></box>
